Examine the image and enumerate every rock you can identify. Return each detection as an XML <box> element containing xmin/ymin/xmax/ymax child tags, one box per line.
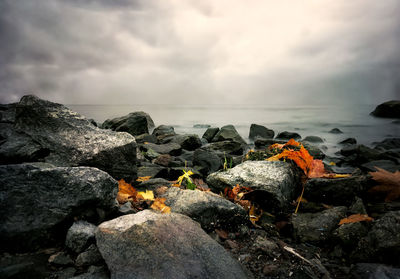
<box><xmin>349</xmin><ymin>197</ymin><xmax>368</xmax><ymax>215</ymax></box>
<box><xmin>70</xmin><ymin>266</ymin><xmax>109</xmax><ymax>279</ymax></box>
<box><xmin>350</xmin><ymin>263</ymin><xmax>400</xmax><ymax>279</ymax></box>
<box><xmin>171</xmin><ymin>134</ymin><xmax>202</xmax><ymax>151</ymax></box>
<box><xmin>136</xmin><ymin>178</ymin><xmax>171</xmax><ymax>192</ymax></box>
<box><xmin>303</xmin><ymin>136</ymin><xmax>324</xmax><ymax>143</ymax></box>
<box><xmin>202</xmin><ymin>141</ymin><xmax>245</xmax><ymax>155</ymax></box>
<box><xmin>152</xmin><ymin>125</ymin><xmax>176</xmax><ymax>137</ymax></box>
<box><xmin>137</xmin><ymin>164</ymin><xmax>166</xmax><ymax>178</ymax></box>
<box><xmin>202</xmin><ymin>127</ymin><xmax>220</xmax><ymax>142</ymax></box>
<box><xmin>96</xmin><ymin>210</ymin><xmax>249</xmax><ymax>279</ymax></box>
<box><xmin>275</xmin><ymin>131</ymin><xmax>301</xmax><ymax>140</ymax></box>
<box><xmin>361</xmin><ymin>160</ymin><xmax>400</xmax><ymax>172</ymax></box>
<box><xmin>141</xmin><ymin>142</ymin><xmax>181</xmax><ymax>156</ymax></box>
<box><xmin>254</xmin><ymin>138</ymin><xmax>286</xmax><ymax>149</ymax></box>
<box><xmin>1</xmin><ymin>95</ymin><xmax>137</xmax><ymax>180</ymax></box>
<box><xmin>118</xmin><ymin>201</ymin><xmax>136</xmax><ymax>215</ymax></box>
<box><xmin>304</xmin><ymin>176</ymin><xmax>368</xmax><ymax>206</ymax></box>
<box><xmin>193</xmin><ymin>148</ymin><xmax>222</xmax><ymax>176</ymax></box>
<box><xmin>370</xmin><ymin>100</ymin><xmax>400</xmax><ymax>118</ymax></box>
<box><xmin>153</xmin><ymin>154</ymin><xmax>172</xmax><ymax>167</ymax></box>
<box><xmin>53</xmin><ymin>267</ymin><xmax>77</xmax><ymax>279</ymax></box>
<box><xmin>339</xmin><ymin>138</ymin><xmax>357</xmax><ymax>145</ymax></box>
<box><xmin>352</xmin><ymin>211</ymin><xmax>400</xmax><ymax>265</ymax></box>
<box><xmin>207</xmin><ymin>161</ymin><xmax>299</xmax><ymax>211</ymax></box>
<box><xmin>334</xmin><ymin>222</ymin><xmax>369</xmax><ymax>249</ymax></box>
<box><xmin>134</xmin><ymin>133</ymin><xmax>157</xmax><ymax>144</ymax></box>
<box><xmin>48</xmin><ymin>252</ymin><xmax>74</xmax><ymax>267</ymax></box>
<box><xmin>291</xmin><ymin>206</ymin><xmax>347</xmax><ymax>244</ymax></box>
<box><xmin>329</xmin><ymin>128</ymin><xmax>343</xmax><ymax>134</ymax></box>
<box><xmin>88</xmin><ymin>119</ymin><xmax>97</xmax><ymax>127</ymax></box>
<box><xmin>0</xmin><ymin>103</ymin><xmax>16</xmax><ymax>123</ymax></box>
<box><xmin>340</xmin><ymin>144</ymin><xmax>385</xmax><ymax>165</ymax></box>
<box><xmin>373</xmin><ymin>138</ymin><xmax>400</xmax><ymax>150</ymax></box>
<box><xmin>194</xmin><ymin>124</ymin><xmax>211</xmax><ymax>128</ymax></box>
<box><xmin>75</xmin><ymin>244</ymin><xmax>103</xmax><ymax>267</ymax></box>
<box><xmin>65</xmin><ymin>221</ymin><xmax>97</xmax><ymax>254</ymax></box>
<box><xmin>301</xmin><ymin>142</ymin><xmax>325</xmax><ymax>159</ymax></box>
<box><xmin>249</xmin><ymin>124</ymin><xmax>274</xmax><ymax>140</ymax></box>
<box><xmin>212</xmin><ymin>125</ymin><xmax>246</xmax><ymax>145</ymax></box>
<box><xmin>0</xmin><ymin>163</ymin><xmax>118</xmax><ymax>252</ymax></box>
<box><xmin>102</xmin><ymin>111</ymin><xmax>155</xmax><ymax>136</ymax></box>
<box><xmin>162</xmin><ymin>187</ymin><xmax>248</xmax><ymax>231</ymax></box>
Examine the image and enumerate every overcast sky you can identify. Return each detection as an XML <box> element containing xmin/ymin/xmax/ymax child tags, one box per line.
<box><xmin>1</xmin><ymin>0</ymin><xmax>399</xmax><ymax>105</ymax></box>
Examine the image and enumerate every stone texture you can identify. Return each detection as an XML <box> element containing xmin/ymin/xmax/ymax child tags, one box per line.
<box><xmin>65</xmin><ymin>221</ymin><xmax>97</xmax><ymax>254</ymax></box>
<box><xmin>249</xmin><ymin>124</ymin><xmax>274</xmax><ymax>140</ymax></box>
<box><xmin>102</xmin><ymin>111</ymin><xmax>155</xmax><ymax>136</ymax></box>
<box><xmin>370</xmin><ymin>100</ymin><xmax>400</xmax><ymax>118</ymax></box>
<box><xmin>212</xmin><ymin>125</ymin><xmax>246</xmax><ymax>145</ymax></box>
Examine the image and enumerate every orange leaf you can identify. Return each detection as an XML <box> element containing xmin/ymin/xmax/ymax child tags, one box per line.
<box><xmin>117</xmin><ymin>179</ymin><xmax>138</xmax><ymax>204</ymax></box>
<box><xmin>308</xmin><ymin>159</ymin><xmax>326</xmax><ymax>178</ymax></box>
<box><xmin>368</xmin><ymin>167</ymin><xmax>400</xmax><ymax>202</ymax></box>
<box><xmin>151</xmin><ymin>197</ymin><xmax>171</xmax><ymax>213</ymax></box>
<box><xmin>136</xmin><ymin>176</ymin><xmax>151</xmax><ymax>182</ymax></box>
<box><xmin>339</xmin><ymin>214</ymin><xmax>374</xmax><ymax>225</ymax></box>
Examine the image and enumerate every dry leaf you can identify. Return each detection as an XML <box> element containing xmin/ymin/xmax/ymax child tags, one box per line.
<box><xmin>339</xmin><ymin>214</ymin><xmax>374</xmax><ymax>225</ymax></box>
<box><xmin>137</xmin><ymin>190</ymin><xmax>154</xmax><ymax>200</ymax></box>
<box><xmin>368</xmin><ymin>167</ymin><xmax>400</xmax><ymax>202</ymax></box>
<box><xmin>249</xmin><ymin>204</ymin><xmax>262</xmax><ymax>226</ymax></box>
<box><xmin>117</xmin><ymin>179</ymin><xmax>138</xmax><ymax>204</ymax></box>
<box><xmin>150</xmin><ymin>197</ymin><xmax>171</xmax><ymax>213</ymax></box>
<box><xmin>136</xmin><ymin>176</ymin><xmax>151</xmax><ymax>182</ymax></box>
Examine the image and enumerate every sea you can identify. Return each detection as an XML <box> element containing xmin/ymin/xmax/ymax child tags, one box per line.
<box><xmin>68</xmin><ymin>104</ymin><xmax>399</xmax><ymax>157</ymax></box>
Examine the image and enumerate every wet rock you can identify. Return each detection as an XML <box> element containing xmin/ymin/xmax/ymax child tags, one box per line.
<box><xmin>75</xmin><ymin>244</ymin><xmax>103</xmax><ymax>267</ymax></box>
<box><xmin>373</xmin><ymin>137</ymin><xmax>400</xmax><ymax>150</ymax></box>
<box><xmin>349</xmin><ymin>197</ymin><xmax>368</xmax><ymax>215</ymax></box>
<box><xmin>340</xmin><ymin>144</ymin><xmax>384</xmax><ymax>165</ymax></box>
<box><xmin>303</xmin><ymin>136</ymin><xmax>324</xmax><ymax>143</ymax></box>
<box><xmin>153</xmin><ymin>154</ymin><xmax>172</xmax><ymax>167</ymax></box>
<box><xmin>339</xmin><ymin>137</ymin><xmax>357</xmax><ymax>145</ymax></box>
<box><xmin>162</xmin><ymin>187</ymin><xmax>248</xmax><ymax>231</ymax></box>
<box><xmin>370</xmin><ymin>100</ymin><xmax>400</xmax><ymax>118</ymax></box>
<box><xmin>275</xmin><ymin>131</ymin><xmax>301</xmax><ymax>140</ymax></box>
<box><xmin>202</xmin><ymin>140</ymin><xmax>245</xmax><ymax>155</ymax></box>
<box><xmin>361</xmin><ymin>160</ymin><xmax>400</xmax><ymax>172</ymax></box>
<box><xmin>2</xmin><ymin>95</ymin><xmax>137</xmax><ymax>180</ymax></box>
<box><xmin>193</xmin><ymin>148</ymin><xmax>222</xmax><ymax>176</ymax></box>
<box><xmin>102</xmin><ymin>111</ymin><xmax>155</xmax><ymax>136</ymax></box>
<box><xmin>207</xmin><ymin>161</ymin><xmax>299</xmax><ymax>211</ymax></box>
<box><xmin>140</xmin><ymin>142</ymin><xmax>181</xmax><ymax>156</ymax></box>
<box><xmin>202</xmin><ymin>127</ymin><xmax>220</xmax><ymax>142</ymax></box>
<box><xmin>301</xmin><ymin>142</ymin><xmax>325</xmax><ymax>159</ymax></box>
<box><xmin>137</xmin><ymin>164</ymin><xmax>166</xmax><ymax>178</ymax></box>
<box><xmin>254</xmin><ymin>138</ymin><xmax>286</xmax><ymax>149</ymax></box>
<box><xmin>171</xmin><ymin>134</ymin><xmax>202</xmax><ymax>151</ymax></box>
<box><xmin>48</xmin><ymin>252</ymin><xmax>74</xmax><ymax>267</ymax></box>
<box><xmin>329</xmin><ymin>128</ymin><xmax>343</xmax><ymax>134</ymax></box>
<box><xmin>350</xmin><ymin>263</ymin><xmax>400</xmax><ymax>279</ymax></box>
<box><xmin>96</xmin><ymin>210</ymin><xmax>249</xmax><ymax>279</ymax></box>
<box><xmin>134</xmin><ymin>133</ymin><xmax>157</xmax><ymax>144</ymax></box>
<box><xmin>249</xmin><ymin>124</ymin><xmax>274</xmax><ymax>140</ymax></box>
<box><xmin>212</xmin><ymin>125</ymin><xmax>247</xmax><ymax>145</ymax></box>
<box><xmin>0</xmin><ymin>103</ymin><xmax>16</xmax><ymax>123</ymax></box>
<box><xmin>65</xmin><ymin>221</ymin><xmax>97</xmax><ymax>254</ymax></box>
<box><xmin>292</xmin><ymin>206</ymin><xmax>347</xmax><ymax>244</ymax></box>
<box><xmin>0</xmin><ymin>163</ymin><xmax>118</xmax><ymax>252</ymax></box>
<box><xmin>152</xmin><ymin>125</ymin><xmax>175</xmax><ymax>137</ymax></box>
<box><xmin>334</xmin><ymin>222</ymin><xmax>369</xmax><ymax>249</ymax></box>
<box><xmin>194</xmin><ymin>124</ymin><xmax>211</xmax><ymax>128</ymax></box>
<box><xmin>304</xmin><ymin>176</ymin><xmax>368</xmax><ymax>206</ymax></box>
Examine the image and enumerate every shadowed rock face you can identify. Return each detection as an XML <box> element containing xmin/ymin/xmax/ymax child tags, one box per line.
<box><xmin>0</xmin><ymin>163</ymin><xmax>118</xmax><ymax>252</ymax></box>
<box><xmin>102</xmin><ymin>111</ymin><xmax>155</xmax><ymax>136</ymax></box>
<box><xmin>1</xmin><ymin>95</ymin><xmax>137</xmax><ymax>181</ymax></box>
<box><xmin>96</xmin><ymin>210</ymin><xmax>249</xmax><ymax>279</ymax></box>
<box><xmin>370</xmin><ymin>100</ymin><xmax>400</xmax><ymax>118</ymax></box>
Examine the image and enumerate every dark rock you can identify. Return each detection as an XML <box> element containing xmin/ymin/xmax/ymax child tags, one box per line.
<box><xmin>291</xmin><ymin>206</ymin><xmax>347</xmax><ymax>244</ymax></box>
<box><xmin>212</xmin><ymin>125</ymin><xmax>246</xmax><ymax>145</ymax></box>
<box><xmin>193</xmin><ymin>148</ymin><xmax>222</xmax><ymax>176</ymax></box>
<box><xmin>141</xmin><ymin>142</ymin><xmax>181</xmax><ymax>156</ymax></box>
<box><xmin>202</xmin><ymin>127</ymin><xmax>219</xmax><ymax>142</ymax></box>
<box><xmin>70</xmin><ymin>265</ymin><xmax>109</xmax><ymax>279</ymax></box>
<box><xmin>0</xmin><ymin>103</ymin><xmax>16</xmax><ymax>123</ymax></box>
<box><xmin>152</xmin><ymin>125</ymin><xmax>175</xmax><ymax>137</ymax></box>
<box><xmin>254</xmin><ymin>138</ymin><xmax>286</xmax><ymax>149</ymax></box>
<box><xmin>162</xmin><ymin>187</ymin><xmax>248</xmax><ymax>231</ymax></box>
<box><xmin>171</xmin><ymin>134</ymin><xmax>202</xmax><ymax>151</ymax></box>
<box><xmin>194</xmin><ymin>124</ymin><xmax>211</xmax><ymax>128</ymax></box>
<box><xmin>334</xmin><ymin>222</ymin><xmax>369</xmax><ymax>249</ymax></box>
<box><xmin>53</xmin><ymin>267</ymin><xmax>77</xmax><ymax>279</ymax></box>
<box><xmin>249</xmin><ymin>124</ymin><xmax>274</xmax><ymax>140</ymax></box>
<box><xmin>136</xmin><ymin>178</ymin><xmax>171</xmax><ymax>191</ymax></box>
<box><xmin>370</xmin><ymin>100</ymin><xmax>400</xmax><ymax>118</ymax></box>
<box><xmin>96</xmin><ymin>210</ymin><xmax>249</xmax><ymax>279</ymax></box>
<box><xmin>118</xmin><ymin>201</ymin><xmax>136</xmax><ymax>215</ymax></box>
<box><xmin>88</xmin><ymin>119</ymin><xmax>97</xmax><ymax>127</ymax></box>
<box><xmin>137</xmin><ymin>164</ymin><xmax>166</xmax><ymax>178</ymax></box>
<box><xmin>102</xmin><ymin>111</ymin><xmax>155</xmax><ymax>136</ymax></box>
<box><xmin>301</xmin><ymin>142</ymin><xmax>325</xmax><ymax>159</ymax></box>
<box><xmin>65</xmin><ymin>221</ymin><xmax>97</xmax><ymax>254</ymax></box>
<box><xmin>340</xmin><ymin>144</ymin><xmax>385</xmax><ymax>165</ymax></box>
<box><xmin>207</xmin><ymin>161</ymin><xmax>299</xmax><ymax>211</ymax></box>
<box><xmin>349</xmin><ymin>197</ymin><xmax>368</xmax><ymax>215</ymax></box>
<box><xmin>329</xmin><ymin>128</ymin><xmax>343</xmax><ymax>134</ymax></box>
<box><xmin>2</xmin><ymin>95</ymin><xmax>137</xmax><ymax>180</ymax></box>
<box><xmin>275</xmin><ymin>131</ymin><xmax>301</xmax><ymax>140</ymax></box>
<box><xmin>350</xmin><ymin>263</ymin><xmax>400</xmax><ymax>279</ymax></box>
<box><xmin>75</xmin><ymin>244</ymin><xmax>103</xmax><ymax>267</ymax></box>
<box><xmin>361</xmin><ymin>160</ymin><xmax>400</xmax><ymax>172</ymax></box>
<box><xmin>304</xmin><ymin>176</ymin><xmax>368</xmax><ymax>206</ymax></box>
<box><xmin>0</xmin><ymin>163</ymin><xmax>118</xmax><ymax>252</ymax></box>
<box><xmin>134</xmin><ymin>133</ymin><xmax>157</xmax><ymax>144</ymax></box>
<box><xmin>177</xmin><ymin>149</ymin><xmax>194</xmax><ymax>163</ymax></box>
<box><xmin>303</xmin><ymin>136</ymin><xmax>324</xmax><ymax>143</ymax></box>
<box><xmin>48</xmin><ymin>252</ymin><xmax>74</xmax><ymax>267</ymax></box>
<box><xmin>202</xmin><ymin>140</ymin><xmax>245</xmax><ymax>155</ymax></box>
<box><xmin>339</xmin><ymin>138</ymin><xmax>357</xmax><ymax>145</ymax></box>
<box><xmin>373</xmin><ymin>138</ymin><xmax>400</xmax><ymax>150</ymax></box>
<box><xmin>153</xmin><ymin>154</ymin><xmax>172</xmax><ymax>167</ymax></box>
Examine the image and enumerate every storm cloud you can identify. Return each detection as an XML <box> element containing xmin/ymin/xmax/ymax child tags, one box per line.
<box><xmin>0</xmin><ymin>0</ymin><xmax>399</xmax><ymax>105</ymax></box>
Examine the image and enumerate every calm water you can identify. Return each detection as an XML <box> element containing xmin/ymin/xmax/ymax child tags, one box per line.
<box><xmin>69</xmin><ymin>104</ymin><xmax>399</xmax><ymax>157</ymax></box>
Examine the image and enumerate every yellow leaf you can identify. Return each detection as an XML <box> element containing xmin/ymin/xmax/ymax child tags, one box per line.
<box><xmin>151</xmin><ymin>198</ymin><xmax>171</xmax><ymax>213</ymax></box>
<box><xmin>249</xmin><ymin>204</ymin><xmax>262</xmax><ymax>226</ymax></box>
<box><xmin>117</xmin><ymin>179</ymin><xmax>138</xmax><ymax>204</ymax></box>
<box><xmin>136</xmin><ymin>176</ymin><xmax>151</xmax><ymax>182</ymax></box>
<box><xmin>176</xmin><ymin>169</ymin><xmax>194</xmax><ymax>186</ymax></box>
<box><xmin>329</xmin><ymin>162</ymin><xmax>336</xmax><ymax>166</ymax></box>
<box><xmin>137</xmin><ymin>190</ymin><xmax>154</xmax><ymax>200</ymax></box>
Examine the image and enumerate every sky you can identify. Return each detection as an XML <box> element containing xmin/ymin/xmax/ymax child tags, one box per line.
<box><xmin>0</xmin><ymin>0</ymin><xmax>399</xmax><ymax>105</ymax></box>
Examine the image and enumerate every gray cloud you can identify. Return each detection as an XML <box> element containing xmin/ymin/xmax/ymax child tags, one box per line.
<box><xmin>0</xmin><ymin>0</ymin><xmax>399</xmax><ymax>105</ymax></box>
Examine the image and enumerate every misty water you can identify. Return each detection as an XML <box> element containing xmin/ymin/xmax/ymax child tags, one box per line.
<box><xmin>69</xmin><ymin>104</ymin><xmax>399</xmax><ymax>157</ymax></box>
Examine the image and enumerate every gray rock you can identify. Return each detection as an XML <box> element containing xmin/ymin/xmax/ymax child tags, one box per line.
<box><xmin>361</xmin><ymin>160</ymin><xmax>400</xmax><ymax>172</ymax></box>
<box><xmin>53</xmin><ymin>267</ymin><xmax>77</xmax><ymax>279</ymax></box>
<box><xmin>350</xmin><ymin>263</ymin><xmax>400</xmax><ymax>279</ymax></box>
<box><xmin>249</xmin><ymin>124</ymin><xmax>274</xmax><ymax>140</ymax></box>
<box><xmin>48</xmin><ymin>252</ymin><xmax>74</xmax><ymax>267</ymax></box>
<box><xmin>75</xmin><ymin>244</ymin><xmax>103</xmax><ymax>267</ymax></box>
<box><xmin>118</xmin><ymin>201</ymin><xmax>136</xmax><ymax>215</ymax></box>
<box><xmin>303</xmin><ymin>136</ymin><xmax>324</xmax><ymax>143</ymax></box>
<box><xmin>96</xmin><ymin>210</ymin><xmax>249</xmax><ymax>279</ymax></box>
<box><xmin>135</xmin><ymin>133</ymin><xmax>157</xmax><ymax>144</ymax></box>
<box><xmin>0</xmin><ymin>163</ymin><xmax>118</xmax><ymax>252</ymax></box>
<box><xmin>152</xmin><ymin>125</ymin><xmax>176</xmax><ymax>137</ymax></box>
<box><xmin>171</xmin><ymin>134</ymin><xmax>202</xmax><ymax>151</ymax></box>
<box><xmin>341</xmin><ymin>144</ymin><xmax>384</xmax><ymax>165</ymax></box>
<box><xmin>102</xmin><ymin>111</ymin><xmax>155</xmax><ymax>136</ymax></box>
<box><xmin>137</xmin><ymin>164</ymin><xmax>166</xmax><ymax>178</ymax></box>
<box><xmin>207</xmin><ymin>161</ymin><xmax>299</xmax><ymax>211</ymax></box>
<box><xmin>301</xmin><ymin>142</ymin><xmax>325</xmax><ymax>159</ymax></box>
<box><xmin>275</xmin><ymin>131</ymin><xmax>301</xmax><ymax>140</ymax></box>
<box><xmin>70</xmin><ymin>266</ymin><xmax>109</xmax><ymax>279</ymax></box>
<box><xmin>193</xmin><ymin>148</ymin><xmax>222</xmax><ymax>176</ymax></box>
<box><xmin>370</xmin><ymin>100</ymin><xmax>400</xmax><ymax>118</ymax></box>
<box><xmin>202</xmin><ymin>127</ymin><xmax>220</xmax><ymax>142</ymax></box>
<box><xmin>2</xmin><ymin>95</ymin><xmax>137</xmax><ymax>180</ymax></box>
<box><xmin>373</xmin><ymin>138</ymin><xmax>400</xmax><ymax>150</ymax></box>
<box><xmin>212</xmin><ymin>125</ymin><xmax>246</xmax><ymax>145</ymax></box>
<box><xmin>162</xmin><ymin>187</ymin><xmax>248</xmax><ymax>231</ymax></box>
<box><xmin>0</xmin><ymin>103</ymin><xmax>16</xmax><ymax>123</ymax></box>
<box><xmin>291</xmin><ymin>206</ymin><xmax>347</xmax><ymax>244</ymax></box>
<box><xmin>65</xmin><ymin>221</ymin><xmax>97</xmax><ymax>254</ymax></box>
<box><xmin>334</xmin><ymin>222</ymin><xmax>369</xmax><ymax>248</ymax></box>
<box><xmin>339</xmin><ymin>138</ymin><xmax>357</xmax><ymax>145</ymax></box>
<box><xmin>329</xmin><ymin>128</ymin><xmax>343</xmax><ymax>134</ymax></box>
<box><xmin>254</xmin><ymin>138</ymin><xmax>286</xmax><ymax>149</ymax></box>
<box><xmin>136</xmin><ymin>178</ymin><xmax>171</xmax><ymax>191</ymax></box>
<box><xmin>202</xmin><ymin>141</ymin><xmax>245</xmax><ymax>155</ymax></box>
<box><xmin>141</xmin><ymin>142</ymin><xmax>181</xmax><ymax>156</ymax></box>
<box><xmin>349</xmin><ymin>197</ymin><xmax>368</xmax><ymax>215</ymax></box>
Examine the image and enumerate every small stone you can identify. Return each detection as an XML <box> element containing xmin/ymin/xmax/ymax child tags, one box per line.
<box><xmin>65</xmin><ymin>221</ymin><xmax>97</xmax><ymax>254</ymax></box>
<box><xmin>329</xmin><ymin>128</ymin><xmax>343</xmax><ymax>134</ymax></box>
<box><xmin>75</xmin><ymin>244</ymin><xmax>103</xmax><ymax>267</ymax></box>
<box><xmin>48</xmin><ymin>252</ymin><xmax>74</xmax><ymax>267</ymax></box>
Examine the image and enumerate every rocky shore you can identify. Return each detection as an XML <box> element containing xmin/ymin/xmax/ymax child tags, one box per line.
<box><xmin>1</xmin><ymin>95</ymin><xmax>399</xmax><ymax>279</ymax></box>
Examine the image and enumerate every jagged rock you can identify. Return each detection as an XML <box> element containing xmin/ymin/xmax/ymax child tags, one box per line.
<box><xmin>249</xmin><ymin>124</ymin><xmax>274</xmax><ymax>140</ymax></box>
<box><xmin>275</xmin><ymin>131</ymin><xmax>301</xmax><ymax>140</ymax></box>
<box><xmin>162</xmin><ymin>187</ymin><xmax>248</xmax><ymax>231</ymax></box>
<box><xmin>0</xmin><ymin>163</ymin><xmax>118</xmax><ymax>252</ymax></box>
<box><xmin>0</xmin><ymin>95</ymin><xmax>137</xmax><ymax>180</ymax></box>
<box><xmin>193</xmin><ymin>148</ymin><xmax>222</xmax><ymax>176</ymax></box>
<box><xmin>202</xmin><ymin>127</ymin><xmax>220</xmax><ymax>142</ymax></box>
<box><xmin>212</xmin><ymin>125</ymin><xmax>246</xmax><ymax>145</ymax></box>
<box><xmin>291</xmin><ymin>207</ymin><xmax>347</xmax><ymax>244</ymax></box>
<box><xmin>75</xmin><ymin>244</ymin><xmax>103</xmax><ymax>267</ymax></box>
<box><xmin>65</xmin><ymin>221</ymin><xmax>97</xmax><ymax>254</ymax></box>
<box><xmin>370</xmin><ymin>100</ymin><xmax>400</xmax><ymax>118</ymax></box>
<box><xmin>171</xmin><ymin>134</ymin><xmax>202</xmax><ymax>151</ymax></box>
<box><xmin>207</xmin><ymin>161</ymin><xmax>299</xmax><ymax>211</ymax></box>
<box><xmin>303</xmin><ymin>136</ymin><xmax>324</xmax><ymax>143</ymax></box>
<box><xmin>102</xmin><ymin>111</ymin><xmax>155</xmax><ymax>136</ymax></box>
<box><xmin>96</xmin><ymin>210</ymin><xmax>249</xmax><ymax>279</ymax></box>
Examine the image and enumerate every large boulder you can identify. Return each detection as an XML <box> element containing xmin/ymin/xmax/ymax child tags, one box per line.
<box><xmin>65</xmin><ymin>221</ymin><xmax>97</xmax><ymax>254</ymax></box>
<box><xmin>140</xmin><ymin>142</ymin><xmax>182</xmax><ymax>156</ymax></box>
<box><xmin>212</xmin><ymin>125</ymin><xmax>246</xmax><ymax>145</ymax></box>
<box><xmin>171</xmin><ymin>134</ymin><xmax>202</xmax><ymax>151</ymax></box>
<box><xmin>202</xmin><ymin>141</ymin><xmax>245</xmax><ymax>155</ymax></box>
<box><xmin>102</xmin><ymin>111</ymin><xmax>155</xmax><ymax>136</ymax></box>
<box><xmin>249</xmin><ymin>124</ymin><xmax>274</xmax><ymax>140</ymax></box>
<box><xmin>0</xmin><ymin>95</ymin><xmax>137</xmax><ymax>180</ymax></box>
<box><xmin>370</xmin><ymin>100</ymin><xmax>400</xmax><ymax>118</ymax></box>
<box><xmin>0</xmin><ymin>163</ymin><xmax>118</xmax><ymax>252</ymax></box>
<box><xmin>193</xmin><ymin>148</ymin><xmax>222</xmax><ymax>176</ymax></box>
<box><xmin>207</xmin><ymin>161</ymin><xmax>300</xmax><ymax>211</ymax></box>
<box><xmin>162</xmin><ymin>187</ymin><xmax>248</xmax><ymax>231</ymax></box>
<box><xmin>275</xmin><ymin>131</ymin><xmax>301</xmax><ymax>140</ymax></box>
<box><xmin>96</xmin><ymin>210</ymin><xmax>249</xmax><ymax>279</ymax></box>
<box><xmin>202</xmin><ymin>127</ymin><xmax>219</xmax><ymax>142</ymax></box>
